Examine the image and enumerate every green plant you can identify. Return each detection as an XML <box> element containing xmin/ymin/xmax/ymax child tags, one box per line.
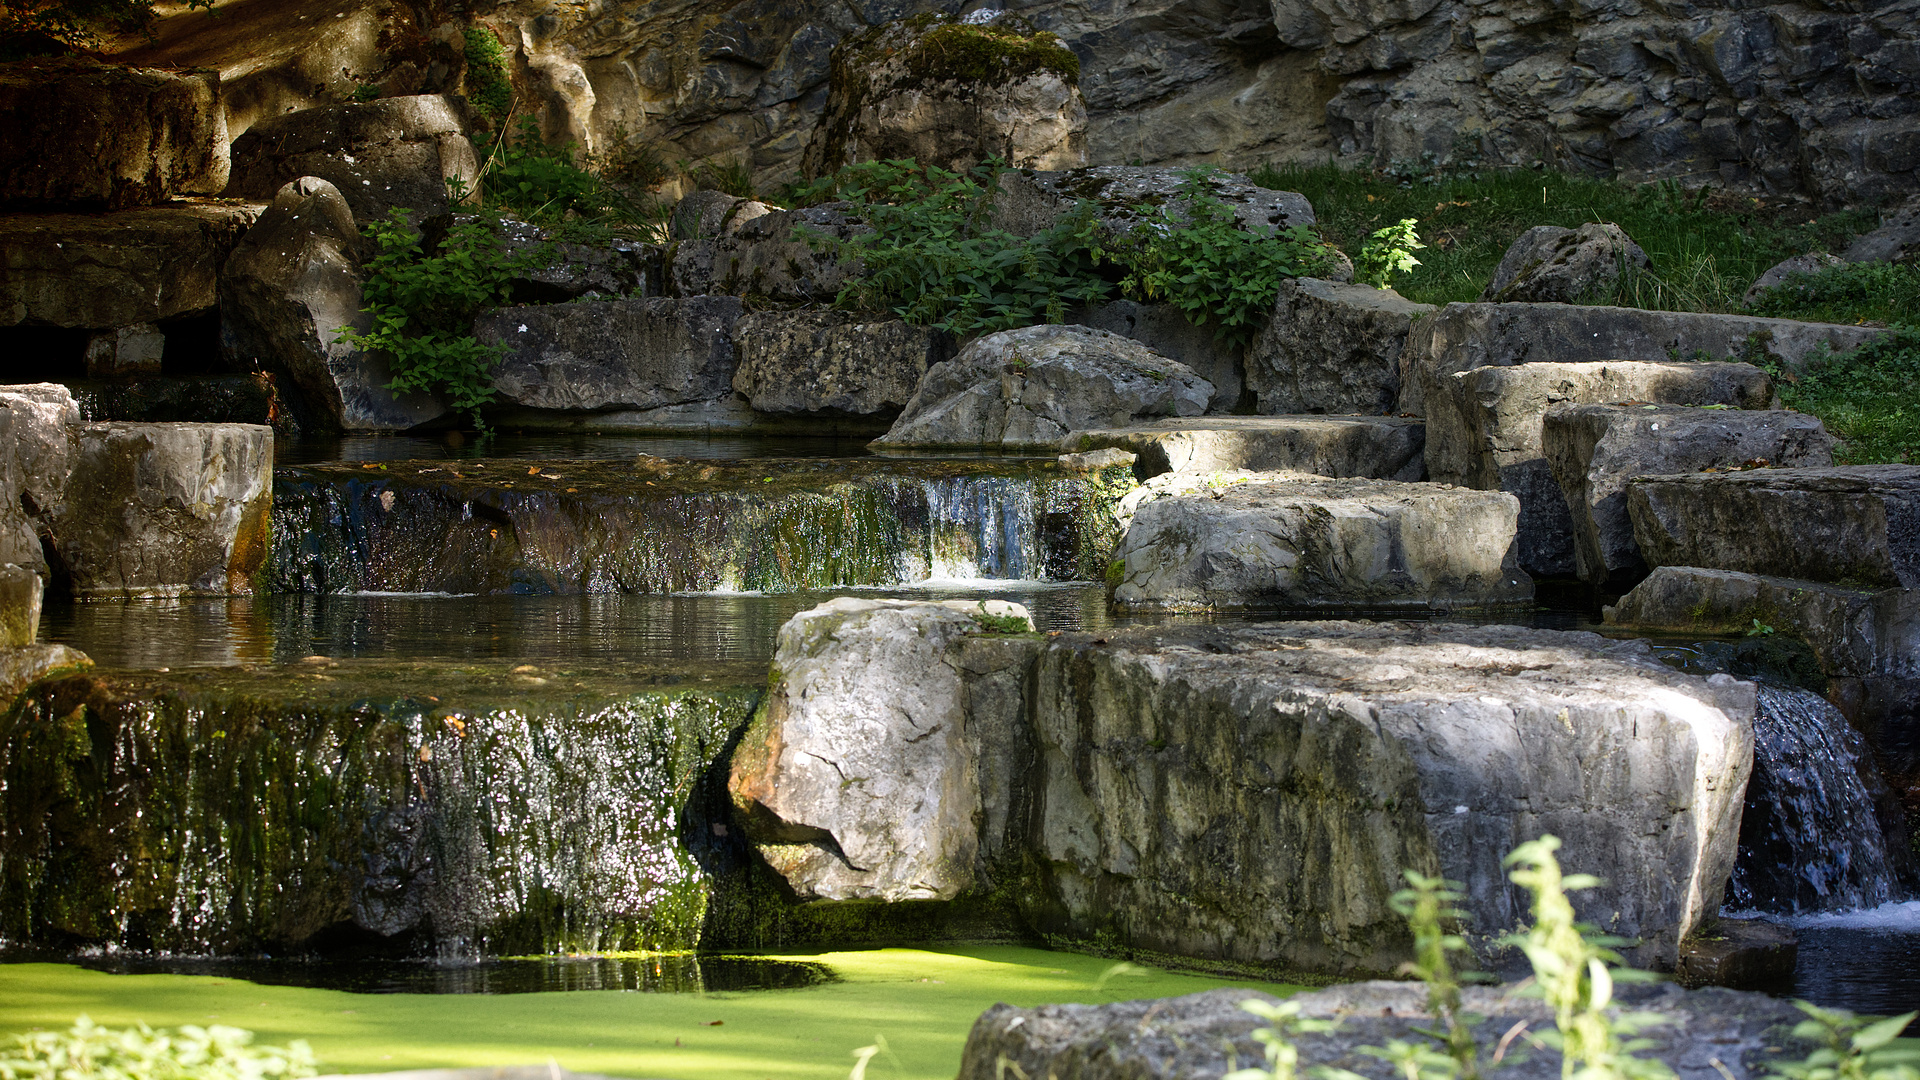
<box><xmin>967</xmin><ymin>602</ymin><xmax>1032</xmax><ymax>634</ymax></box>
<box><xmin>462</xmin><ymin>24</ymin><xmax>512</xmax><ymax>124</ymax></box>
<box><xmin>1748</xmin><ymin>260</ymin><xmax>1920</xmax><ymax>327</ymax></box>
<box><xmin>1390</xmin><ymin>870</ymin><xmax>1483</xmax><ymax>1080</ymax></box>
<box><xmin>1224</xmin><ymin>999</ymin><xmax>1342</xmax><ymax>1080</ymax></box>
<box><xmin>1502</xmin><ymin>836</ymin><xmax>1672</xmax><ymax>1080</ymax></box>
<box><xmin>350</xmin><ymin>83</ymin><xmax>381</xmax><ymax>103</ymax></box>
<box><xmin>1762</xmin><ymin>326</ymin><xmax>1920</xmax><ymax>464</ymax></box>
<box><xmin>0</xmin><ymin>1016</ymin><xmax>315</xmax><ymax>1080</ymax></box>
<box><xmin>687</xmin><ymin>158</ymin><xmax>757</xmax><ymax>200</ymax></box>
<box><xmin>1355</xmin><ymin>218</ymin><xmax>1425</xmax><ymax>288</ymax></box>
<box><xmin>1768</xmin><ymin>1002</ymin><xmax>1920</xmax><ymax>1080</ymax></box>
<box><xmin>338</xmin><ymin>210</ymin><xmax>549</xmax><ymax>430</ymax></box>
<box><xmin>482</xmin><ymin>117</ymin><xmax>609</xmax><ymax>220</ymax></box>
<box><xmin>1747</xmin><ymin>619</ymin><xmax>1777</xmax><ymax>637</ymax></box>
<box><xmin>597</xmin><ymin>124</ymin><xmax>674</xmax><ymax>192</ymax></box>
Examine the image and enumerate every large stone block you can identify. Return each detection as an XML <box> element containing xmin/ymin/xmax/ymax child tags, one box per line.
<box><xmin>1398</xmin><ymin>304</ymin><xmax>1883</xmax><ymax>416</ymax></box>
<box><xmin>51</xmin><ymin>423</ymin><xmax>273</xmax><ymax>598</ymax></box>
<box><xmin>0</xmin><ymin>563</ymin><xmax>39</xmax><ymax>648</ymax></box>
<box><xmin>1425</xmin><ymin>361</ymin><xmax>1777</xmax><ymax>577</ymax></box>
<box><xmin>1067</xmin><ymin>415</ymin><xmax>1426</xmax><ymax>481</ymax></box>
<box><xmin>1605</xmin><ymin>566</ymin><xmax>1920</xmax><ymax>681</ymax></box>
<box><xmin>477</xmin><ymin>296</ymin><xmax>744</xmax><ymax>413</ymax></box>
<box><xmin>1028</xmin><ymin>622</ymin><xmax>1755</xmax><ymax>971</ymax></box>
<box><xmin>226</xmin><ymin>96</ymin><xmax>478</xmax><ymax>222</ymax></box>
<box><xmin>0</xmin><ymin>203</ymin><xmax>261</xmax><ymax>328</ymax></box>
<box><xmin>1480</xmin><ymin>223</ymin><xmax>1651</xmax><ymax>304</ymax></box>
<box><xmin>0</xmin><ymin>383</ymin><xmax>78</xmax><ymax>572</ymax></box>
<box><xmin>1248</xmin><ymin>278</ymin><xmax>1434</xmax><ymax>415</ymax></box>
<box><xmin>1070</xmin><ymin>299</ymin><xmax>1248</xmax><ymax>411</ymax></box>
<box><xmin>875</xmin><ymin>324</ymin><xmax>1212</xmax><ymax>450</ymax></box>
<box><xmin>732</xmin><ymin>310</ymin><xmax>953</xmax><ymax>416</ymax></box>
<box><xmin>0</xmin><ymin>59</ymin><xmax>227</xmax><ymax>210</ymax></box>
<box><xmin>1544</xmin><ymin>404</ymin><xmax>1835</xmax><ymax>588</ymax></box>
<box><xmin>1110</xmin><ymin>475</ymin><xmax>1530</xmax><ymax>610</ymax></box>
<box><xmin>221</xmin><ymin>177</ymin><xmax>448</xmax><ymax>432</ymax></box>
<box><xmin>670</xmin><ymin>206</ymin><xmax>862</xmax><ymax>304</ymax></box>
<box><xmin>0</xmin><ymin>404</ymin><xmax>41</xmax><ymax>573</ymax></box>
<box><xmin>1628</xmin><ymin>466</ymin><xmax>1920</xmax><ymax>589</ymax></box>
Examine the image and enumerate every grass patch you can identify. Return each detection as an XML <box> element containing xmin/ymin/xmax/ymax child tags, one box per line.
<box><xmin>0</xmin><ymin>948</ymin><xmax>1305</xmax><ymax>1080</ymax></box>
<box><xmin>1249</xmin><ymin>163</ymin><xmax>1875</xmax><ymax>310</ymax></box>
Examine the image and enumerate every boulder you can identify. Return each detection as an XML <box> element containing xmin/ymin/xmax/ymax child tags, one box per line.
<box><xmin>0</xmin><ymin>59</ymin><xmax>227</xmax><ymax>210</ymax></box>
<box><xmin>1069</xmin><ymin>300</ymin><xmax>1248</xmax><ymax>411</ymax></box>
<box><xmin>50</xmin><ymin>423</ymin><xmax>274</xmax><ymax>598</ymax></box>
<box><xmin>0</xmin><ymin>203</ymin><xmax>261</xmax><ymax>328</ymax></box>
<box><xmin>225</xmin><ymin>96</ymin><xmax>478</xmax><ymax>222</ymax></box>
<box><xmin>0</xmin><ymin>383</ymin><xmax>78</xmax><ymax>564</ymax></box>
<box><xmin>1110</xmin><ymin>475</ymin><xmax>1530</xmax><ymax>610</ymax></box>
<box><xmin>668</xmin><ymin>206</ymin><xmax>862</xmax><ymax>304</ymax></box>
<box><xmin>669</xmin><ymin>190</ymin><xmax>774</xmax><ymax>240</ymax></box>
<box><xmin>1248</xmin><ymin>278</ymin><xmax>1435</xmax><ymax>415</ymax></box>
<box><xmin>476</xmin><ymin>296</ymin><xmax>743</xmax><ymax>413</ymax></box>
<box><xmin>1397</xmin><ymin>303</ymin><xmax>1884</xmax><ymax>416</ymax></box>
<box><xmin>1606</xmin><ymin>566</ymin><xmax>1919</xmax><ymax>681</ymax></box>
<box><xmin>1743</xmin><ymin>253</ymin><xmax>1844</xmax><ymax>307</ymax></box>
<box><xmin>727</xmin><ymin>597</ymin><xmax>1038</xmax><ymax>901</ymax></box>
<box><xmin>1839</xmin><ymin>195</ymin><xmax>1920</xmax><ymax>264</ymax></box>
<box><xmin>0</xmin><ymin>644</ymin><xmax>88</xmax><ymax>702</ymax></box>
<box><xmin>1067</xmin><ymin>416</ymin><xmax>1427</xmax><ymax>481</ymax></box>
<box><xmin>1480</xmin><ymin>223</ymin><xmax>1651</xmax><ymax>304</ymax></box>
<box><xmin>82</xmin><ymin>324</ymin><xmax>167</xmax><ymax>378</ymax></box>
<box><xmin>493</xmin><ymin>216</ymin><xmax>661</xmax><ymax>302</ymax></box>
<box><xmin>0</xmin><ymin>401</ymin><xmax>44</xmax><ymax>572</ymax></box>
<box><xmin>731</xmin><ymin>310</ymin><xmax>953</xmax><ymax>416</ymax></box>
<box><xmin>1544</xmin><ymin>404</ymin><xmax>1835</xmax><ymax>588</ymax></box>
<box><xmin>959</xmin><ymin>980</ymin><xmax>1809</xmax><ymax>1080</ymax></box>
<box><xmin>0</xmin><ymin>563</ymin><xmax>39</xmax><ymax>647</ymax></box>
<box><xmin>1627</xmin><ymin>466</ymin><xmax>1920</xmax><ymax>590</ymax></box>
<box><xmin>219</xmin><ymin>177</ymin><xmax>448</xmax><ymax>432</ymax></box>
<box><xmin>1674</xmin><ymin>918</ymin><xmax>1798</xmax><ymax>991</ymax></box>
<box><xmin>874</xmin><ymin>324</ymin><xmax>1212</xmax><ymax>450</ymax></box>
<box><xmin>1425</xmin><ymin>361</ymin><xmax>1778</xmax><ymax>577</ymax></box>
<box><xmin>1026</xmin><ymin>622</ymin><xmax>1755</xmax><ymax>971</ymax></box>
<box><xmin>803</xmin><ymin>13</ymin><xmax>1087</xmax><ymax>178</ymax></box>
<box><xmin>990</xmin><ymin>164</ymin><xmax>1316</xmax><ymax>239</ymax></box>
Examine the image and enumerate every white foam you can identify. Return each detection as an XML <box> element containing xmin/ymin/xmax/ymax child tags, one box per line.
<box><xmin>1728</xmin><ymin>899</ymin><xmax>1920</xmax><ymax>931</ymax></box>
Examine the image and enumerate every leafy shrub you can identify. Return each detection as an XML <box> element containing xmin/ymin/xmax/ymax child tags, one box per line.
<box><xmin>482</xmin><ymin>117</ymin><xmax>609</xmax><ymax>220</ymax></box>
<box><xmin>462</xmin><ymin>24</ymin><xmax>512</xmax><ymax>124</ymax></box>
<box><xmin>338</xmin><ymin>210</ymin><xmax>550</xmax><ymax>430</ymax></box>
<box><xmin>1768</xmin><ymin>1002</ymin><xmax>1920</xmax><ymax>1080</ymax></box>
<box><xmin>1354</xmin><ymin>218</ymin><xmax>1424</xmax><ymax>289</ymax></box>
<box><xmin>0</xmin><ymin>1015</ymin><xmax>315</xmax><ymax>1080</ymax></box>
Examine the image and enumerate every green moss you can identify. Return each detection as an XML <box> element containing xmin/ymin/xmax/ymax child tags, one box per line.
<box><xmin>462</xmin><ymin>24</ymin><xmax>512</xmax><ymax>123</ymax></box>
<box><xmin>904</xmin><ymin>23</ymin><xmax>1079</xmax><ymax>88</ymax></box>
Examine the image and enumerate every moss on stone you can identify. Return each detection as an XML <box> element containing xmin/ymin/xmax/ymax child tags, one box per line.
<box><xmin>903</xmin><ymin>23</ymin><xmax>1080</xmax><ymax>89</ymax></box>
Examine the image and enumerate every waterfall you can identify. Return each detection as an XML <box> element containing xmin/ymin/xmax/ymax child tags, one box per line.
<box><xmin>1727</xmin><ymin>684</ymin><xmax>1908</xmax><ymax>914</ymax></box>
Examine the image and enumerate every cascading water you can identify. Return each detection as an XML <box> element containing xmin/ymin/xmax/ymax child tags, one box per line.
<box><xmin>1727</xmin><ymin>684</ymin><xmax>1910</xmax><ymax>914</ymax></box>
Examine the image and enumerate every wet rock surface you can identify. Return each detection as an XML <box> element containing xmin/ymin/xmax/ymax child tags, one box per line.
<box><xmin>1424</xmin><ymin>360</ymin><xmax>1778</xmax><ymax>577</ymax></box>
<box><xmin>1248</xmin><ymin>277</ymin><xmax>1433</xmax><ymax>416</ymax></box>
<box><xmin>0</xmin><ymin>383</ymin><xmax>79</xmax><ymax>575</ymax></box>
<box><xmin>958</xmin><ymin>980</ymin><xmax>1811</xmax><ymax>1080</ymax></box>
<box><xmin>1398</xmin><ymin>304</ymin><xmax>1880</xmax><ymax>416</ymax></box>
<box><xmin>0</xmin><ymin>644</ymin><xmax>89</xmax><ymax>702</ymax></box>
<box><xmin>1480</xmin><ymin>223</ymin><xmax>1651</xmax><ymax>304</ymax></box>
<box><xmin>226</xmin><ymin>96</ymin><xmax>478</xmax><ymax>222</ymax></box>
<box><xmin>1067</xmin><ymin>415</ymin><xmax>1426</xmax><ymax>481</ymax></box>
<box><xmin>1544</xmin><ymin>404</ymin><xmax>1835</xmax><ymax>587</ymax></box>
<box><xmin>0</xmin><ymin>202</ymin><xmax>261</xmax><ymax>328</ymax></box>
<box><xmin>1675</xmin><ymin>918</ymin><xmax>1798</xmax><ymax>991</ymax></box>
<box><xmin>1110</xmin><ymin>475</ymin><xmax>1529</xmax><ymax>610</ymax></box>
<box><xmin>0</xmin><ymin>58</ymin><xmax>228</xmax><ymax>210</ymax></box>
<box><xmin>732</xmin><ymin>309</ymin><xmax>953</xmax><ymax>417</ymax></box>
<box><xmin>477</xmin><ymin>296</ymin><xmax>744</xmax><ymax>413</ymax></box>
<box><xmin>876</xmin><ymin>324</ymin><xmax>1212</xmax><ymax>450</ymax></box>
<box><xmin>1627</xmin><ymin>465</ymin><xmax>1920</xmax><ymax>589</ymax></box>
<box><xmin>0</xmin><ymin>563</ymin><xmax>38</xmax><ymax>648</ymax></box>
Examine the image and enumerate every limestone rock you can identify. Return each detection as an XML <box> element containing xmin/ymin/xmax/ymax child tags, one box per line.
<box><xmin>0</xmin><ymin>58</ymin><xmax>227</xmax><ymax>210</ymax></box>
<box><xmin>696</xmin><ymin>206</ymin><xmax>864</xmax><ymax>303</ymax></box>
<box><xmin>991</xmin><ymin>164</ymin><xmax>1315</xmax><ymax>240</ymax></box>
<box><xmin>1067</xmin><ymin>415</ymin><xmax>1426</xmax><ymax>481</ymax></box>
<box><xmin>0</xmin><ymin>563</ymin><xmax>39</xmax><ymax>648</ymax></box>
<box><xmin>1743</xmin><ymin>253</ymin><xmax>1844</xmax><ymax>308</ymax></box>
<box><xmin>1675</xmin><ymin>919</ymin><xmax>1798</xmax><ymax>991</ymax></box>
<box><xmin>1110</xmin><ymin>474</ymin><xmax>1530</xmax><ymax>610</ymax></box>
<box><xmin>1544</xmin><ymin>404</ymin><xmax>1835</xmax><ymax>587</ymax></box>
<box><xmin>1424</xmin><ymin>361</ymin><xmax>1778</xmax><ymax>577</ymax></box>
<box><xmin>1069</xmin><ymin>300</ymin><xmax>1249</xmax><ymax>411</ymax></box>
<box><xmin>51</xmin><ymin>423</ymin><xmax>274</xmax><ymax>598</ymax></box>
<box><xmin>1398</xmin><ymin>304</ymin><xmax>1883</xmax><ymax>416</ymax></box>
<box><xmin>477</xmin><ymin>296</ymin><xmax>743</xmax><ymax>413</ymax></box>
<box><xmin>0</xmin><ymin>399</ymin><xmax>45</xmax><ymax>572</ymax></box>
<box><xmin>726</xmin><ymin>597</ymin><xmax>1035</xmax><ymax>901</ymax></box>
<box><xmin>875</xmin><ymin>324</ymin><xmax>1212</xmax><ymax>450</ymax></box>
<box><xmin>803</xmin><ymin>14</ymin><xmax>1087</xmax><ymax>178</ymax></box>
<box><xmin>669</xmin><ymin>191</ymin><xmax>774</xmax><ymax>240</ymax></box>
<box><xmin>1627</xmin><ymin>465</ymin><xmax>1920</xmax><ymax>590</ymax></box>
<box><xmin>1026</xmin><ymin>622</ymin><xmax>1755</xmax><ymax>971</ymax></box>
<box><xmin>0</xmin><ymin>383</ymin><xmax>79</xmax><ymax>566</ymax></box>
<box><xmin>1840</xmin><ymin>196</ymin><xmax>1920</xmax><ymax>265</ymax></box>
<box><xmin>959</xmin><ymin>980</ymin><xmax>1810</xmax><ymax>1080</ymax></box>
<box><xmin>492</xmin><ymin>216</ymin><xmax>661</xmax><ymax>302</ymax></box>
<box><xmin>0</xmin><ymin>644</ymin><xmax>89</xmax><ymax>702</ymax></box>
<box><xmin>0</xmin><ymin>202</ymin><xmax>261</xmax><ymax>328</ymax></box>
<box><xmin>226</xmin><ymin>96</ymin><xmax>478</xmax><ymax>222</ymax></box>
<box><xmin>1248</xmin><ymin>278</ymin><xmax>1434</xmax><ymax>415</ymax></box>
<box><xmin>220</xmin><ymin>177</ymin><xmax>449</xmax><ymax>432</ymax></box>
<box><xmin>1480</xmin><ymin>223</ymin><xmax>1651</xmax><ymax>304</ymax></box>
<box><xmin>732</xmin><ymin>310</ymin><xmax>953</xmax><ymax>416</ymax></box>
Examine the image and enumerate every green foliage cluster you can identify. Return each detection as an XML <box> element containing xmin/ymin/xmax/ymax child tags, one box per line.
<box><xmin>482</xmin><ymin>117</ymin><xmax>608</xmax><ymax>219</ymax></box>
<box><xmin>1772</xmin><ymin>1003</ymin><xmax>1920</xmax><ymax>1080</ymax></box>
<box><xmin>338</xmin><ymin>211</ymin><xmax>550</xmax><ymax>430</ymax></box>
<box><xmin>0</xmin><ymin>0</ymin><xmax>209</xmax><ymax>57</ymax></box>
<box><xmin>903</xmin><ymin>20</ymin><xmax>1080</xmax><ymax>87</ymax></box>
<box><xmin>0</xmin><ymin>1016</ymin><xmax>315</xmax><ymax>1080</ymax></box>
<box><xmin>1749</xmin><ymin>260</ymin><xmax>1920</xmax><ymax>328</ymax></box>
<box><xmin>1355</xmin><ymin>219</ymin><xmax>1425</xmax><ymax>288</ymax></box>
<box><xmin>798</xmin><ymin>159</ymin><xmax>1330</xmax><ymax>344</ymax></box>
<box><xmin>461</xmin><ymin>24</ymin><xmax>513</xmax><ymax>124</ymax></box>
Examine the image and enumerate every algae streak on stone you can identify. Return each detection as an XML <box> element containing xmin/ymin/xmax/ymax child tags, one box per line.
<box><xmin>0</xmin><ymin>664</ymin><xmax>758</xmax><ymax>957</ymax></box>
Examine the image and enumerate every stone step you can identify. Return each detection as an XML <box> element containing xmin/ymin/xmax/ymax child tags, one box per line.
<box><xmin>1067</xmin><ymin>414</ymin><xmax>1425</xmax><ymax>481</ymax></box>
<box><xmin>0</xmin><ymin>201</ymin><xmax>261</xmax><ymax>331</ymax></box>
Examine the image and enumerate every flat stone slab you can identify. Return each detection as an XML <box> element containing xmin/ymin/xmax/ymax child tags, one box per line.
<box><xmin>731</xmin><ymin>309</ymin><xmax>953</xmax><ymax>416</ymax></box>
<box><xmin>477</xmin><ymin>296</ymin><xmax>744</xmax><ymax>413</ymax></box>
<box><xmin>0</xmin><ymin>202</ymin><xmax>261</xmax><ymax>327</ymax></box>
<box><xmin>1111</xmin><ymin>475</ymin><xmax>1529</xmax><ymax>610</ymax></box>
<box><xmin>959</xmin><ymin>980</ymin><xmax>1808</xmax><ymax>1080</ymax></box>
<box><xmin>1674</xmin><ymin>917</ymin><xmax>1797</xmax><ymax>991</ymax></box>
<box><xmin>1628</xmin><ymin>465</ymin><xmax>1920</xmax><ymax>589</ymax></box>
<box><xmin>1067</xmin><ymin>415</ymin><xmax>1425</xmax><ymax>481</ymax></box>
<box><xmin>1544</xmin><ymin>403</ymin><xmax>1835</xmax><ymax>587</ymax></box>
<box><xmin>1425</xmin><ymin>360</ymin><xmax>1777</xmax><ymax>577</ymax></box>
<box><xmin>1399</xmin><ymin>303</ymin><xmax>1884</xmax><ymax>415</ymax></box>
<box><xmin>1606</xmin><ymin>565</ymin><xmax>1920</xmax><ymax>680</ymax></box>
